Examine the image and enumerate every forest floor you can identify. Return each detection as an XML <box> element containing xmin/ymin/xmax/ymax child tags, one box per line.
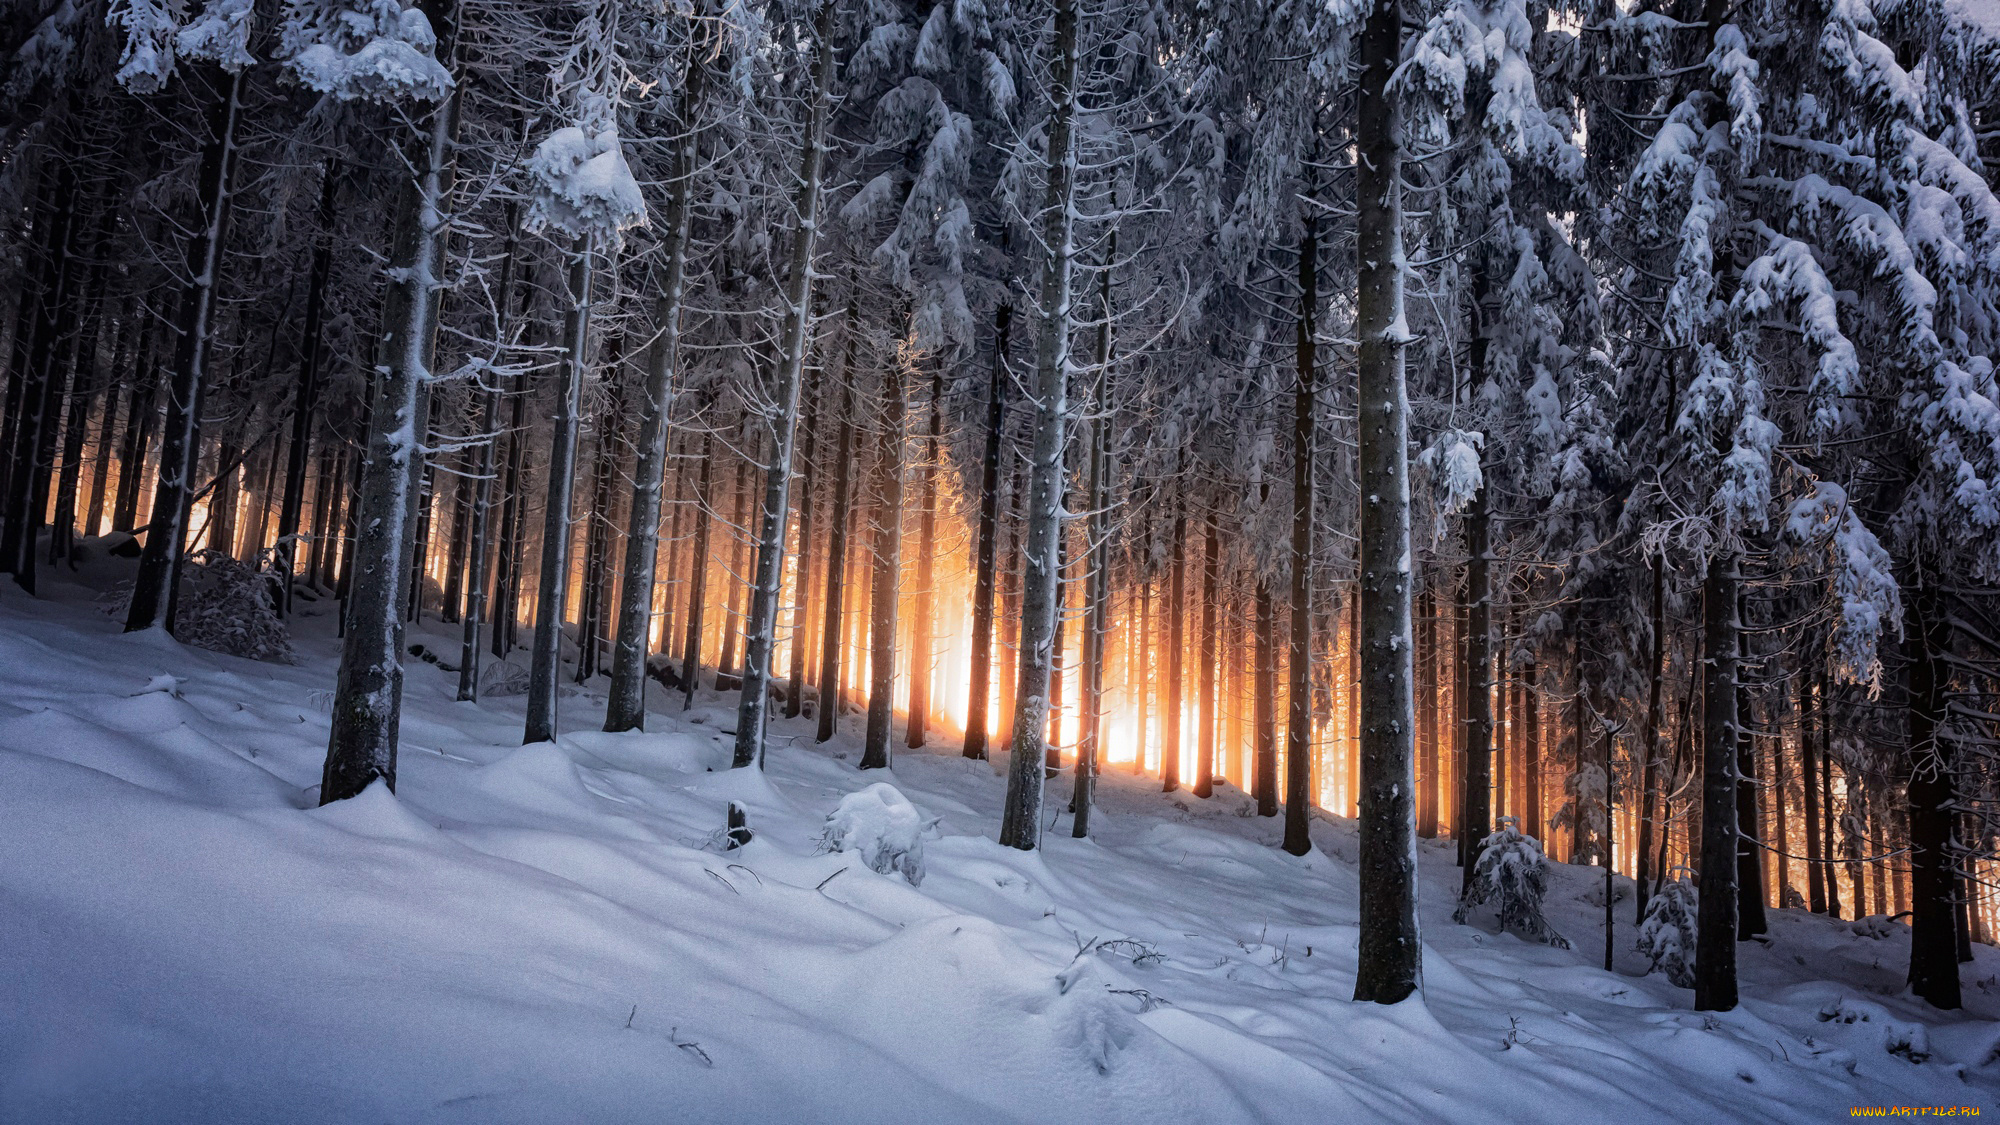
<box><xmin>1</xmin><ymin>546</ymin><xmax>1997</xmax><ymax>1123</ymax></box>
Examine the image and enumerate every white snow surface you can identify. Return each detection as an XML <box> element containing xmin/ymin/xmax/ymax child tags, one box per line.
<box><xmin>1</xmin><ymin>560</ymin><xmax>1996</xmax><ymax>1122</ymax></box>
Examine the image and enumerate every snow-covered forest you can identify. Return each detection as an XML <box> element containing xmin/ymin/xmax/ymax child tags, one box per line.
<box><xmin>4</xmin><ymin>0</ymin><xmax>2000</xmax><ymax>1117</ymax></box>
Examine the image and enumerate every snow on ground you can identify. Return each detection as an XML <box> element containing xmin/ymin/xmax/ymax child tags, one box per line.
<box><xmin>1</xmin><ymin>552</ymin><xmax>1995</xmax><ymax>1123</ymax></box>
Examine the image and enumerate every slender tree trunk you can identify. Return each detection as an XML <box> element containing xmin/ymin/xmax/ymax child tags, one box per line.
<box><xmin>963</xmin><ymin>306</ymin><xmax>1010</xmax><ymax>759</ymax></box>
<box><xmin>1283</xmin><ymin>222</ymin><xmax>1318</xmax><ymax>855</ymax></box>
<box><xmin>320</xmin><ymin>50</ymin><xmax>458</xmax><ymax>801</ymax></box>
<box><xmin>1695</xmin><ymin>553</ymin><xmax>1740</xmax><ymax>1010</ymax></box>
<box><xmin>680</xmin><ymin>429</ymin><xmax>715</xmax><ymax>708</ymax></box>
<box><xmin>718</xmin><ymin>455</ymin><xmax>749</xmax><ymax>678</ymax></box>
<box><xmin>1</xmin><ymin>169</ymin><xmax>76</xmax><ymax>592</ymax></box>
<box><xmin>785</xmin><ymin>319</ymin><xmax>826</xmax><ymax>720</ymax></box>
<box><xmin>455</xmin><ymin>203</ymin><xmax>520</xmax><ymax>699</ymax></box>
<box><xmin>1637</xmin><ymin>561</ymin><xmax>1665</xmax><ymax>921</ymax></box>
<box><xmin>814</xmin><ymin>326</ymin><xmax>858</xmax><ymax>742</ymax></box>
<box><xmin>1822</xmin><ymin>667</ymin><xmax>1843</xmax><ymax>918</ymax></box>
<box><xmin>1524</xmin><ymin>657</ymin><xmax>1541</xmax><ymax>846</ymax></box>
<box><xmin>276</xmin><ymin>172</ymin><xmax>338</xmax><ymax>612</ymax></box>
<box><xmin>997</xmin><ymin>0</ymin><xmax>1080</xmax><ymax>850</ymax></box>
<box><xmin>860</xmin><ymin>349</ymin><xmax>908</xmax><ymax>770</ymax></box>
<box><xmin>1165</xmin><ymin>508</ymin><xmax>1187</xmax><ymax>792</ymax></box>
<box><xmin>907</xmin><ymin>367</ymin><xmax>941</xmax><ymax>749</ymax></box>
<box><xmin>126</xmin><ymin>79</ymin><xmax>241</xmax><ymax>623</ymax></box>
<box><xmin>732</xmin><ymin>25</ymin><xmax>831</xmax><ymax>765</ymax></box>
<box><xmin>1072</xmin><ymin>268</ymin><xmax>1114</xmax><ymax>835</ymax></box>
<box><xmin>493</xmin><ymin>369</ymin><xmax>528</xmax><ymax>659</ymax></box>
<box><xmin>524</xmin><ymin>239</ymin><xmax>594</xmax><ymax>744</ymax></box>
<box><xmin>1801</xmin><ymin>673</ymin><xmax>1827</xmax><ymax>912</ymax></box>
<box><xmin>1350</xmin><ymin>0</ymin><xmax>1421</xmax><ymax>1002</ymax></box>
<box><xmin>1603</xmin><ymin>710</ymin><xmax>1616</xmax><ymax>971</ymax></box>
<box><xmin>113</xmin><ymin>352</ymin><xmax>156</xmax><ymax>533</ymax></box>
<box><xmin>1255</xmin><ymin>578</ymin><xmax>1278</xmax><ymax>816</ymax></box>
<box><xmin>1736</xmin><ymin>584</ymin><xmax>1767</xmax><ymax>937</ymax></box>
<box><xmin>1195</xmin><ymin>510</ymin><xmax>1220</xmax><ymax>798</ymax></box>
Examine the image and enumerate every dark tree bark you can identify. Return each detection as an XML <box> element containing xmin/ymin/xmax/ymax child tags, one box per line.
<box><xmin>997</xmin><ymin>0</ymin><xmax>1080</xmax><ymax>851</ymax></box>
<box><xmin>455</xmin><ymin>202</ymin><xmax>521</xmax><ymax>699</ymax></box>
<box><xmin>1801</xmin><ymin>673</ymin><xmax>1827</xmax><ymax>912</ymax></box>
<box><xmin>1695</xmin><ymin>553</ymin><xmax>1740</xmax><ymax>1011</ymax></box>
<box><xmin>717</xmin><ymin>454</ymin><xmax>749</xmax><ymax>678</ymax></box>
<box><xmin>276</xmin><ymin>171</ymin><xmax>338</xmax><ymax>613</ymax></box>
<box><xmin>907</xmin><ymin>367</ymin><xmax>941</xmax><ymax>749</ymax></box>
<box><xmin>785</xmin><ymin>320</ymin><xmax>826</xmax><ymax>721</ymax></box>
<box><xmin>678</xmin><ymin>428</ymin><xmax>716</xmax><ymax>708</ymax></box>
<box><xmin>731</xmin><ymin>23</ymin><xmax>832</xmax><ymax>766</ymax></box>
<box><xmin>1906</xmin><ymin>580</ymin><xmax>1960</xmax><ymax>1009</ymax></box>
<box><xmin>1350</xmin><ymin>0</ymin><xmax>1422</xmax><ymax>1002</ymax></box>
<box><xmin>525</xmin><ymin>240</ymin><xmax>594</xmax><ymax>744</ymax></box>
<box><xmin>1283</xmin><ymin>222</ymin><xmax>1317</xmax><ymax>856</ymax></box>
<box><xmin>492</xmin><ymin>366</ymin><xmax>529</xmax><ymax>659</ymax></box>
<box><xmin>1636</xmin><ymin>561</ymin><xmax>1665</xmax><ymax>922</ymax></box>
<box><xmin>126</xmin><ymin>75</ymin><xmax>241</xmax><ymax>625</ymax></box>
<box><xmin>1195</xmin><ymin>510</ymin><xmax>1220</xmax><ymax>798</ymax></box>
<box><xmin>815</xmin><ymin>328</ymin><xmax>858</xmax><ymax>742</ymax></box>
<box><xmin>606</xmin><ymin>74</ymin><xmax>701</xmax><ymax>730</ymax></box>
<box><xmin>861</xmin><ymin>352</ymin><xmax>907</xmax><ymax>771</ymax></box>
<box><xmin>1072</xmin><ymin>267</ymin><xmax>1114</xmax><ymax>836</ymax></box>
<box><xmin>1736</xmin><ymin>585</ymin><xmax>1767</xmax><ymax>938</ymax></box>
<box><xmin>1164</xmin><ymin>508</ymin><xmax>1187</xmax><ymax>793</ymax></box>
<box><xmin>963</xmin><ymin>305</ymin><xmax>1010</xmax><ymax>760</ymax></box>
<box><xmin>1</xmin><ymin>165</ymin><xmax>76</xmax><ymax>592</ymax></box>
<box><xmin>320</xmin><ymin>43</ymin><xmax>459</xmax><ymax>801</ymax></box>
<box><xmin>1255</xmin><ymin>577</ymin><xmax>1278</xmax><ymax>816</ymax></box>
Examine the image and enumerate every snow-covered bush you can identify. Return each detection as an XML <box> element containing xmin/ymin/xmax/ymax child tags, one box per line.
<box><xmin>822</xmin><ymin>783</ymin><xmax>931</xmax><ymax>886</ymax></box>
<box><xmin>279</xmin><ymin>0</ymin><xmax>452</xmax><ymax>104</ymax></box>
<box><xmin>1637</xmin><ymin>871</ymin><xmax>1698</xmax><ymax>988</ymax></box>
<box><xmin>170</xmin><ymin>550</ymin><xmax>296</xmax><ymax>664</ymax></box>
<box><xmin>1550</xmin><ymin>763</ymin><xmax>1608</xmax><ymax>866</ymax></box>
<box><xmin>1454</xmin><ymin>817</ymin><xmax>1569</xmax><ymax>947</ymax></box>
<box><xmin>525</xmin><ymin>102</ymin><xmax>648</xmax><ymax>247</ymax></box>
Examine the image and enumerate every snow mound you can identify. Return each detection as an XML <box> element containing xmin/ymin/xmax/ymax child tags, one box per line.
<box><xmin>823</xmin><ymin>782</ymin><xmax>930</xmax><ymax>885</ymax></box>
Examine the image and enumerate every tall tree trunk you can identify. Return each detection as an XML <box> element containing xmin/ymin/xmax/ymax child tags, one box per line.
<box><xmin>276</xmin><ymin>171</ymin><xmax>338</xmax><ymax>613</ymax></box>
<box><xmin>1801</xmin><ymin>673</ymin><xmax>1827</xmax><ymax>912</ymax></box>
<box><xmin>1695</xmin><ymin>553</ymin><xmax>1740</xmax><ymax>1010</ymax></box>
<box><xmin>1</xmin><ymin>168</ymin><xmax>77</xmax><ymax>591</ymax></box>
<box><xmin>1072</xmin><ymin>264</ymin><xmax>1114</xmax><ymax>835</ymax></box>
<box><xmin>1195</xmin><ymin>510</ymin><xmax>1220</xmax><ymax>798</ymax></box>
<box><xmin>860</xmin><ymin>349</ymin><xmax>908</xmax><ymax>770</ymax></box>
<box><xmin>815</xmin><ymin>346</ymin><xmax>857</xmax><ymax>741</ymax></box>
<box><xmin>907</xmin><ymin>366</ymin><xmax>941</xmax><ymax>749</ymax></box>
<box><xmin>963</xmin><ymin>306</ymin><xmax>1010</xmax><ymax>759</ymax></box>
<box><xmin>126</xmin><ymin>75</ymin><xmax>240</xmax><ymax>625</ymax></box>
<box><xmin>1164</xmin><ymin>508</ymin><xmax>1187</xmax><ymax>792</ymax></box>
<box><xmin>1821</xmin><ymin>666</ymin><xmax>1843</xmax><ymax>918</ymax></box>
<box><xmin>718</xmin><ymin>454</ymin><xmax>749</xmax><ymax>678</ymax></box>
<box><xmin>455</xmin><ymin>203</ymin><xmax>521</xmax><ymax>699</ymax></box>
<box><xmin>493</xmin><ymin>369</ymin><xmax>528</xmax><ymax>659</ymax></box>
<box><xmin>1350</xmin><ymin>0</ymin><xmax>1421</xmax><ymax>1002</ymax></box>
<box><xmin>1736</xmin><ymin>584</ymin><xmax>1767</xmax><ymax>937</ymax></box>
<box><xmin>680</xmin><ymin>429</ymin><xmax>715</xmax><ymax>709</ymax></box>
<box><xmin>1283</xmin><ymin>220</ymin><xmax>1318</xmax><ymax>856</ymax></box>
<box><xmin>1906</xmin><ymin>579</ymin><xmax>1960</xmax><ymax>1009</ymax></box>
<box><xmin>997</xmin><ymin>0</ymin><xmax>1080</xmax><ymax>850</ymax></box>
<box><xmin>1524</xmin><ymin>656</ymin><xmax>1541</xmax><ymax>848</ymax></box>
<box><xmin>785</xmin><ymin>310</ymin><xmax>828</xmax><ymax>721</ymax></box>
<box><xmin>1255</xmin><ymin>577</ymin><xmax>1278</xmax><ymax>816</ymax></box>
<box><xmin>320</xmin><ymin>49</ymin><xmax>458</xmax><ymax>801</ymax></box>
<box><xmin>731</xmin><ymin>22</ymin><xmax>831</xmax><ymax>766</ymax></box>
<box><xmin>1637</xmin><ymin>560</ymin><xmax>1665</xmax><ymax>921</ymax></box>
<box><xmin>524</xmin><ymin>239</ymin><xmax>594</xmax><ymax>744</ymax></box>
<box><xmin>113</xmin><ymin>354</ymin><xmax>157</xmax><ymax>533</ymax></box>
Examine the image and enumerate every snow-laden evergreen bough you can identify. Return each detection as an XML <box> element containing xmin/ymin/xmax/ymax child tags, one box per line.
<box><xmin>1455</xmin><ymin>818</ymin><xmax>1569</xmax><ymax>948</ymax></box>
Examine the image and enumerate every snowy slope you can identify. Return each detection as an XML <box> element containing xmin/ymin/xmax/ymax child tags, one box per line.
<box><xmin>0</xmin><ymin>557</ymin><xmax>1994</xmax><ymax>1123</ymax></box>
